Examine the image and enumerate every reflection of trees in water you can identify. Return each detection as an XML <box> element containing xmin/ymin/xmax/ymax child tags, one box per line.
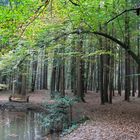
<box><xmin>0</xmin><ymin>111</ymin><xmax>46</xmax><ymax>140</ymax></box>
<box><xmin>47</xmin><ymin>133</ymin><xmax>60</xmax><ymax>140</ymax></box>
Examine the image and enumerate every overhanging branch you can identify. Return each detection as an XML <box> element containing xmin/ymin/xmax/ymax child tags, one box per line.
<box><xmin>46</xmin><ymin>30</ymin><xmax>140</xmax><ymax>65</ymax></box>
<box><xmin>106</xmin><ymin>7</ymin><xmax>140</xmax><ymax>24</ymax></box>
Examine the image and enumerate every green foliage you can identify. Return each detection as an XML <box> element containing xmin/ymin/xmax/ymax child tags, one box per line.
<box><xmin>41</xmin><ymin>96</ymin><xmax>78</xmax><ymax>132</ymax></box>
<box><xmin>0</xmin><ymin>0</ymin><xmax>47</xmax><ymax>52</ymax></box>
<box><xmin>0</xmin><ymin>0</ymin><xmax>138</xmax><ymax>71</ymax></box>
<box><xmin>40</xmin><ymin>95</ymin><xmax>89</xmax><ymax>134</ymax></box>
<box><xmin>83</xmin><ymin>50</ymin><xmax>114</xmax><ymax>58</ymax></box>
<box><xmin>61</xmin><ymin>123</ymin><xmax>78</xmax><ymax>136</ymax></box>
<box><xmin>55</xmin><ymin>94</ymin><xmax>78</xmax><ymax>105</ymax></box>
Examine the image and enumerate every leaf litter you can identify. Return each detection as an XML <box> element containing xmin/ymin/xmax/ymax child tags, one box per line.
<box><xmin>62</xmin><ymin>91</ymin><xmax>140</xmax><ymax>140</ymax></box>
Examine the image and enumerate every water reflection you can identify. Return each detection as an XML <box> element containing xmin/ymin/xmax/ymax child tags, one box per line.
<box><xmin>0</xmin><ymin>111</ymin><xmax>52</xmax><ymax>140</ymax></box>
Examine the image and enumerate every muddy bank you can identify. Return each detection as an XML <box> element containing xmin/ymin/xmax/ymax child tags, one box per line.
<box><xmin>0</xmin><ymin>90</ymin><xmax>50</xmax><ymax>112</ymax></box>
<box><xmin>0</xmin><ymin>101</ymin><xmax>48</xmax><ymax>112</ymax></box>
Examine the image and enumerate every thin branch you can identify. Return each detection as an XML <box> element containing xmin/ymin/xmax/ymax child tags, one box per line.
<box><xmin>68</xmin><ymin>0</ymin><xmax>80</xmax><ymax>6</ymax></box>
<box><xmin>106</xmin><ymin>7</ymin><xmax>140</xmax><ymax>24</ymax></box>
<box><xmin>19</xmin><ymin>1</ymin><xmax>50</xmax><ymax>38</ymax></box>
<box><xmin>19</xmin><ymin>5</ymin><xmax>47</xmax><ymax>38</ymax></box>
<box><xmin>7</xmin><ymin>1</ymin><xmax>50</xmax><ymax>51</ymax></box>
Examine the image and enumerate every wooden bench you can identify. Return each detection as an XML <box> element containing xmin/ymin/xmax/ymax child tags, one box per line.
<box><xmin>0</xmin><ymin>84</ymin><xmax>8</xmax><ymax>91</ymax></box>
<box><xmin>9</xmin><ymin>95</ymin><xmax>29</xmax><ymax>103</ymax></box>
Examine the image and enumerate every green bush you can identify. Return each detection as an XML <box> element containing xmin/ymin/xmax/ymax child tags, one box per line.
<box><xmin>41</xmin><ymin>95</ymin><xmax>77</xmax><ymax>132</ymax></box>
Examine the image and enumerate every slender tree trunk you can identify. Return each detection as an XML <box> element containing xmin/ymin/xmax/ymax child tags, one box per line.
<box><xmin>89</xmin><ymin>62</ymin><xmax>94</xmax><ymax>91</ymax></box>
<box><xmin>71</xmin><ymin>57</ymin><xmax>77</xmax><ymax>95</ymax></box>
<box><xmin>60</xmin><ymin>52</ymin><xmax>65</xmax><ymax>97</ymax></box>
<box><xmin>76</xmin><ymin>33</ymin><xmax>85</xmax><ymax>102</ymax></box>
<box><xmin>99</xmin><ymin>26</ymin><xmax>105</xmax><ymax>104</ymax></box>
<box><xmin>17</xmin><ymin>74</ymin><xmax>22</xmax><ymax>95</ymax></box>
<box><xmin>124</xmin><ymin>0</ymin><xmax>131</xmax><ymax>101</ymax></box>
<box><xmin>50</xmin><ymin>63</ymin><xmax>56</xmax><ymax>98</ymax></box>
<box><xmin>60</xmin><ymin>64</ymin><xmax>65</xmax><ymax>97</ymax></box>
<box><xmin>103</xmin><ymin>26</ymin><xmax>109</xmax><ymax>103</ymax></box>
<box><xmin>132</xmin><ymin>62</ymin><xmax>136</xmax><ymax>97</ymax></box>
<box><xmin>118</xmin><ymin>50</ymin><xmax>122</xmax><ymax>96</ymax></box>
<box><xmin>84</xmin><ymin>61</ymin><xmax>89</xmax><ymax>93</ymax></box>
<box><xmin>137</xmin><ymin>20</ymin><xmax>140</xmax><ymax>97</ymax></box>
<box><xmin>138</xmin><ymin>64</ymin><xmax>140</xmax><ymax>97</ymax></box>
<box><xmin>21</xmin><ymin>74</ymin><xmax>26</xmax><ymax>96</ymax></box>
<box><xmin>109</xmin><ymin>38</ymin><xmax>114</xmax><ymax>103</ymax></box>
<box><xmin>56</xmin><ymin>66</ymin><xmax>60</xmax><ymax>92</ymax></box>
<box><xmin>43</xmin><ymin>60</ymin><xmax>48</xmax><ymax>89</ymax></box>
<box><xmin>31</xmin><ymin>59</ymin><xmax>37</xmax><ymax>92</ymax></box>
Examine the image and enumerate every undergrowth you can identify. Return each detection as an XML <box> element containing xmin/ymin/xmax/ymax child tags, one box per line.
<box><xmin>40</xmin><ymin>93</ymin><xmax>89</xmax><ymax>134</ymax></box>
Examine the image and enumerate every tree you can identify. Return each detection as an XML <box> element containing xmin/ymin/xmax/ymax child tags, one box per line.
<box><xmin>1</xmin><ymin>0</ymin><xmax>140</xmax><ymax>104</ymax></box>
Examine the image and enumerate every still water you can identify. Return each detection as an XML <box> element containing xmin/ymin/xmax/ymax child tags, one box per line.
<box><xmin>0</xmin><ymin>111</ymin><xmax>59</xmax><ymax>140</ymax></box>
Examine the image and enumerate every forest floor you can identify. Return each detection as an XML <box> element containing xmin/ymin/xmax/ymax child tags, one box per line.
<box><xmin>0</xmin><ymin>90</ymin><xmax>140</xmax><ymax>140</ymax></box>
<box><xmin>63</xmin><ymin>91</ymin><xmax>140</xmax><ymax>140</ymax></box>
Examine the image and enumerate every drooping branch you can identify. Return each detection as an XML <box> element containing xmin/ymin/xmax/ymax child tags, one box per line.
<box><xmin>46</xmin><ymin>30</ymin><xmax>140</xmax><ymax>65</ymax></box>
<box><xmin>92</xmin><ymin>31</ymin><xmax>140</xmax><ymax>64</ymax></box>
<box><xmin>106</xmin><ymin>7</ymin><xmax>140</xmax><ymax>24</ymax></box>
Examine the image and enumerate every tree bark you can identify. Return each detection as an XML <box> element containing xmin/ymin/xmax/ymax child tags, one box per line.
<box><xmin>124</xmin><ymin>0</ymin><xmax>131</xmax><ymax>101</ymax></box>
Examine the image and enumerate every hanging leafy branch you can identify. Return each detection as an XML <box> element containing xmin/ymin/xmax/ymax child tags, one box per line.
<box><xmin>0</xmin><ymin>0</ymin><xmax>51</xmax><ymax>52</ymax></box>
<box><xmin>19</xmin><ymin>0</ymin><xmax>50</xmax><ymax>38</ymax></box>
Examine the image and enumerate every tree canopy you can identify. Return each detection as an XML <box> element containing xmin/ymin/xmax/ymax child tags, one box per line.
<box><xmin>0</xmin><ymin>0</ymin><xmax>140</xmax><ymax>100</ymax></box>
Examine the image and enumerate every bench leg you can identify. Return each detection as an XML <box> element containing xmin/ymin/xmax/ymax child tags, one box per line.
<box><xmin>9</xmin><ymin>95</ymin><xmax>12</xmax><ymax>102</ymax></box>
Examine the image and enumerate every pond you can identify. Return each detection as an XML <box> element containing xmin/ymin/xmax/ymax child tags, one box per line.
<box><xmin>0</xmin><ymin>110</ymin><xmax>59</xmax><ymax>140</ymax></box>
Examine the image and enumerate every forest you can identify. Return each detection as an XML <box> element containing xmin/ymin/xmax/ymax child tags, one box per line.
<box><xmin>0</xmin><ymin>0</ymin><xmax>140</xmax><ymax>140</ymax></box>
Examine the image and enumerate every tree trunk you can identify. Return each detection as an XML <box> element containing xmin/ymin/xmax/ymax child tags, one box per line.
<box><xmin>124</xmin><ymin>0</ymin><xmax>131</xmax><ymax>101</ymax></box>
<box><xmin>50</xmin><ymin>64</ymin><xmax>56</xmax><ymax>98</ymax></box>
<box><xmin>21</xmin><ymin>74</ymin><xmax>26</xmax><ymax>96</ymax></box>
<box><xmin>137</xmin><ymin>20</ymin><xmax>140</xmax><ymax>97</ymax></box>
<box><xmin>76</xmin><ymin>33</ymin><xmax>85</xmax><ymax>102</ymax></box>
<box><xmin>118</xmin><ymin>50</ymin><xmax>122</xmax><ymax>96</ymax></box>
<box><xmin>43</xmin><ymin>60</ymin><xmax>48</xmax><ymax>89</ymax></box>
<box><xmin>60</xmin><ymin>61</ymin><xmax>65</xmax><ymax>97</ymax></box>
